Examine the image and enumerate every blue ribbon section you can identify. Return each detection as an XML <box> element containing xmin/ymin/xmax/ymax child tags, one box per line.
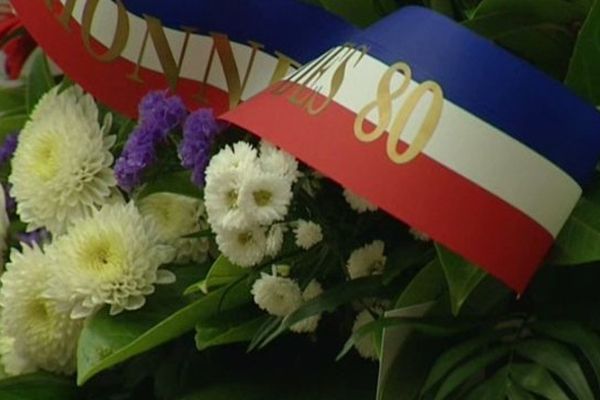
<box><xmin>121</xmin><ymin>0</ymin><xmax>357</xmax><ymax>63</ymax></box>
<box><xmin>121</xmin><ymin>1</ymin><xmax>600</xmax><ymax>185</ymax></box>
<box><xmin>356</xmin><ymin>7</ymin><xmax>600</xmax><ymax>186</ymax></box>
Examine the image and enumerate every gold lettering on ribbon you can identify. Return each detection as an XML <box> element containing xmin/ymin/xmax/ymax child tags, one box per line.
<box><xmin>273</xmin><ymin>44</ymin><xmax>365</xmax><ymax>115</ymax></box>
<box><xmin>81</xmin><ymin>0</ymin><xmax>129</xmax><ymax>62</ymax></box>
<box><xmin>45</xmin><ymin>0</ymin><xmax>77</xmax><ymax>30</ymax></box>
<box><xmin>127</xmin><ymin>15</ymin><xmax>194</xmax><ymax>90</ymax></box>
<box><xmin>354</xmin><ymin>62</ymin><xmax>443</xmax><ymax>164</ymax></box>
<box><xmin>197</xmin><ymin>34</ymin><xmax>264</xmax><ymax>110</ymax></box>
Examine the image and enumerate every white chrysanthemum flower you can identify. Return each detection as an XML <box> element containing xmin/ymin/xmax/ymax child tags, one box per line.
<box><xmin>294</xmin><ymin>220</ymin><xmax>323</xmax><ymax>250</ymax></box>
<box><xmin>259</xmin><ymin>141</ymin><xmax>299</xmax><ymax>184</ymax></box>
<box><xmin>346</xmin><ymin>240</ymin><xmax>386</xmax><ymax>280</ymax></box>
<box><xmin>238</xmin><ymin>173</ymin><xmax>292</xmax><ymax>226</ymax></box>
<box><xmin>205</xmin><ymin>169</ymin><xmax>250</xmax><ymax>230</ymax></box>
<box><xmin>214</xmin><ymin>225</ymin><xmax>267</xmax><ymax>267</ymax></box>
<box><xmin>0</xmin><ymin>188</ymin><xmax>10</xmax><ymax>267</ymax></box>
<box><xmin>352</xmin><ymin>309</ymin><xmax>379</xmax><ymax>361</ymax></box>
<box><xmin>205</xmin><ymin>141</ymin><xmax>258</xmax><ymax>180</ymax></box>
<box><xmin>291</xmin><ymin>280</ymin><xmax>324</xmax><ymax>334</ymax></box>
<box><xmin>409</xmin><ymin>227</ymin><xmax>431</xmax><ymax>242</ymax></box>
<box><xmin>47</xmin><ymin>202</ymin><xmax>175</xmax><ymax>318</ymax></box>
<box><xmin>9</xmin><ymin>86</ymin><xmax>116</xmax><ymax>235</ymax></box>
<box><xmin>251</xmin><ymin>272</ymin><xmax>303</xmax><ymax>317</ymax></box>
<box><xmin>138</xmin><ymin>192</ymin><xmax>203</xmax><ymax>241</ymax></box>
<box><xmin>266</xmin><ymin>224</ymin><xmax>286</xmax><ymax>257</ymax></box>
<box><xmin>343</xmin><ymin>189</ymin><xmax>377</xmax><ymax>213</ymax></box>
<box><xmin>0</xmin><ymin>244</ymin><xmax>83</xmax><ymax>375</ymax></box>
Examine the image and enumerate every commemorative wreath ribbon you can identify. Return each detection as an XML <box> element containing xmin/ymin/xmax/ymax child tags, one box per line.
<box><xmin>11</xmin><ymin>0</ymin><xmax>600</xmax><ymax>292</ymax></box>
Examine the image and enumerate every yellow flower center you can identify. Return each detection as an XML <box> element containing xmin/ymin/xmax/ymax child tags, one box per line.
<box><xmin>31</xmin><ymin>135</ymin><xmax>60</xmax><ymax>180</ymax></box>
<box><xmin>79</xmin><ymin>236</ymin><xmax>126</xmax><ymax>280</ymax></box>
<box><xmin>253</xmin><ymin>190</ymin><xmax>272</xmax><ymax>207</ymax></box>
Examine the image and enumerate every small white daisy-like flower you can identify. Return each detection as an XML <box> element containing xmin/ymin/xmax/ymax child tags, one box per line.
<box><xmin>346</xmin><ymin>240</ymin><xmax>387</xmax><ymax>280</ymax></box>
<box><xmin>205</xmin><ymin>169</ymin><xmax>249</xmax><ymax>230</ymax></box>
<box><xmin>205</xmin><ymin>141</ymin><xmax>258</xmax><ymax>180</ymax></box>
<box><xmin>9</xmin><ymin>86</ymin><xmax>116</xmax><ymax>235</ymax></box>
<box><xmin>47</xmin><ymin>202</ymin><xmax>176</xmax><ymax>319</ymax></box>
<box><xmin>409</xmin><ymin>227</ymin><xmax>431</xmax><ymax>242</ymax></box>
<box><xmin>138</xmin><ymin>192</ymin><xmax>203</xmax><ymax>241</ymax></box>
<box><xmin>214</xmin><ymin>225</ymin><xmax>267</xmax><ymax>267</ymax></box>
<box><xmin>291</xmin><ymin>280</ymin><xmax>324</xmax><ymax>334</ymax></box>
<box><xmin>343</xmin><ymin>189</ymin><xmax>377</xmax><ymax>213</ymax></box>
<box><xmin>265</xmin><ymin>224</ymin><xmax>286</xmax><ymax>257</ymax></box>
<box><xmin>238</xmin><ymin>173</ymin><xmax>293</xmax><ymax>226</ymax></box>
<box><xmin>251</xmin><ymin>272</ymin><xmax>303</xmax><ymax>317</ymax></box>
<box><xmin>259</xmin><ymin>141</ymin><xmax>299</xmax><ymax>184</ymax></box>
<box><xmin>294</xmin><ymin>220</ymin><xmax>323</xmax><ymax>250</ymax></box>
<box><xmin>352</xmin><ymin>309</ymin><xmax>380</xmax><ymax>361</ymax></box>
<box><xmin>0</xmin><ymin>244</ymin><xmax>83</xmax><ymax>375</ymax></box>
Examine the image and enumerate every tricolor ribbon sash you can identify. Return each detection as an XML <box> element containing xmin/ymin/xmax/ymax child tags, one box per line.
<box><xmin>11</xmin><ymin>0</ymin><xmax>600</xmax><ymax>291</ymax></box>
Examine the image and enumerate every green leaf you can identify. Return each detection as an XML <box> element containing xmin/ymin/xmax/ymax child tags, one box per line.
<box><xmin>317</xmin><ymin>0</ymin><xmax>396</xmax><ymax>27</ymax></box>
<box><xmin>516</xmin><ymin>339</ymin><xmax>594</xmax><ymax>400</ymax></box>
<box><xmin>26</xmin><ymin>50</ymin><xmax>54</xmax><ymax>113</ymax></box>
<box><xmin>0</xmin><ymin>114</ymin><xmax>27</xmax><ymax>139</ymax></box>
<box><xmin>506</xmin><ymin>380</ymin><xmax>538</xmax><ymax>400</ymax></box>
<box><xmin>432</xmin><ymin>346</ymin><xmax>509</xmax><ymax>400</ymax></box>
<box><xmin>395</xmin><ymin>259</ymin><xmax>446</xmax><ymax>308</ymax></box>
<box><xmin>422</xmin><ymin>329</ymin><xmax>508</xmax><ymax>394</ymax></box>
<box><xmin>550</xmin><ymin>197</ymin><xmax>600</xmax><ymax>265</ymax></box>
<box><xmin>429</xmin><ymin>0</ymin><xmax>455</xmax><ymax>17</ymax></box>
<box><xmin>136</xmin><ymin>171</ymin><xmax>203</xmax><ymax>200</ymax></box>
<box><xmin>0</xmin><ymin>373</ymin><xmax>77</xmax><ymax>400</ymax></box>
<box><xmin>533</xmin><ymin>321</ymin><xmax>600</xmax><ymax>387</ymax></box>
<box><xmin>186</xmin><ymin>255</ymin><xmax>246</xmax><ymax>295</ymax></box>
<box><xmin>464</xmin><ymin>367</ymin><xmax>510</xmax><ymax>400</ymax></box>
<box><xmin>565</xmin><ymin>0</ymin><xmax>600</xmax><ymax>105</ymax></box>
<box><xmin>510</xmin><ymin>363</ymin><xmax>571</xmax><ymax>400</ymax></box>
<box><xmin>195</xmin><ymin>310</ymin><xmax>265</xmax><ymax>351</ymax></box>
<box><xmin>0</xmin><ymin>86</ymin><xmax>25</xmax><ymax>112</ymax></box>
<box><xmin>77</xmin><ymin>264</ymin><xmax>251</xmax><ymax>385</ymax></box>
<box><xmin>464</xmin><ymin>0</ymin><xmax>589</xmax><ymax>79</ymax></box>
<box><xmin>436</xmin><ymin>245</ymin><xmax>487</xmax><ymax>315</ymax></box>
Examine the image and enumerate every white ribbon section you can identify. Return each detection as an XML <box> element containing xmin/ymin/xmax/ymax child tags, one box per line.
<box><xmin>65</xmin><ymin>0</ymin><xmax>287</xmax><ymax>101</ymax></box>
<box><xmin>293</xmin><ymin>48</ymin><xmax>580</xmax><ymax>237</ymax></box>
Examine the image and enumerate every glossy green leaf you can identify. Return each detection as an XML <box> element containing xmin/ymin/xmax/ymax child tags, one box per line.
<box><xmin>0</xmin><ymin>373</ymin><xmax>77</xmax><ymax>400</ymax></box>
<box><xmin>422</xmin><ymin>329</ymin><xmax>507</xmax><ymax>394</ymax></box>
<box><xmin>195</xmin><ymin>310</ymin><xmax>265</xmax><ymax>351</ymax></box>
<box><xmin>432</xmin><ymin>346</ymin><xmax>509</xmax><ymax>400</ymax></box>
<box><xmin>186</xmin><ymin>255</ymin><xmax>246</xmax><ymax>295</ymax></box>
<box><xmin>0</xmin><ymin>114</ymin><xmax>27</xmax><ymax>139</ymax></box>
<box><xmin>77</xmin><ymin>264</ymin><xmax>251</xmax><ymax>385</ymax></box>
<box><xmin>510</xmin><ymin>363</ymin><xmax>571</xmax><ymax>400</ymax></box>
<box><xmin>395</xmin><ymin>259</ymin><xmax>446</xmax><ymax>308</ymax></box>
<box><xmin>516</xmin><ymin>339</ymin><xmax>594</xmax><ymax>400</ymax></box>
<box><xmin>565</xmin><ymin>0</ymin><xmax>600</xmax><ymax>105</ymax></box>
<box><xmin>506</xmin><ymin>380</ymin><xmax>538</xmax><ymax>400</ymax></box>
<box><xmin>26</xmin><ymin>50</ymin><xmax>54</xmax><ymax>113</ymax></box>
<box><xmin>464</xmin><ymin>367</ymin><xmax>510</xmax><ymax>400</ymax></box>
<box><xmin>0</xmin><ymin>86</ymin><xmax>25</xmax><ymax>112</ymax></box>
<box><xmin>136</xmin><ymin>171</ymin><xmax>203</xmax><ymax>200</ymax></box>
<box><xmin>436</xmin><ymin>245</ymin><xmax>487</xmax><ymax>315</ymax></box>
<box><xmin>533</xmin><ymin>320</ymin><xmax>600</xmax><ymax>387</ymax></box>
<box><xmin>550</xmin><ymin>197</ymin><xmax>600</xmax><ymax>265</ymax></box>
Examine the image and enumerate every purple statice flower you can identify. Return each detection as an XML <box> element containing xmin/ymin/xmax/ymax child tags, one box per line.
<box><xmin>18</xmin><ymin>228</ymin><xmax>50</xmax><ymax>248</ymax></box>
<box><xmin>179</xmin><ymin>109</ymin><xmax>222</xmax><ymax>187</ymax></box>
<box><xmin>0</xmin><ymin>133</ymin><xmax>18</xmax><ymax>165</ymax></box>
<box><xmin>115</xmin><ymin>91</ymin><xmax>188</xmax><ymax>191</ymax></box>
<box><xmin>138</xmin><ymin>90</ymin><xmax>188</xmax><ymax>139</ymax></box>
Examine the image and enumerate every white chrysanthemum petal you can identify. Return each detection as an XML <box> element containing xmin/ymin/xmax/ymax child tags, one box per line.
<box><xmin>290</xmin><ymin>280</ymin><xmax>324</xmax><ymax>334</ymax></box>
<box><xmin>251</xmin><ymin>272</ymin><xmax>303</xmax><ymax>317</ymax></box>
<box><xmin>173</xmin><ymin>237</ymin><xmax>209</xmax><ymax>264</ymax></box>
<box><xmin>238</xmin><ymin>173</ymin><xmax>293</xmax><ymax>226</ymax></box>
<box><xmin>0</xmin><ymin>244</ymin><xmax>83</xmax><ymax>375</ymax></box>
<box><xmin>294</xmin><ymin>220</ymin><xmax>323</xmax><ymax>250</ymax></box>
<box><xmin>214</xmin><ymin>225</ymin><xmax>266</xmax><ymax>268</ymax></box>
<box><xmin>46</xmin><ymin>202</ymin><xmax>176</xmax><ymax>318</ymax></box>
<box><xmin>9</xmin><ymin>86</ymin><xmax>117</xmax><ymax>235</ymax></box>
<box><xmin>138</xmin><ymin>192</ymin><xmax>203</xmax><ymax>242</ymax></box>
<box><xmin>265</xmin><ymin>224</ymin><xmax>286</xmax><ymax>257</ymax></box>
<box><xmin>346</xmin><ymin>240</ymin><xmax>387</xmax><ymax>280</ymax></box>
<box><xmin>352</xmin><ymin>310</ymin><xmax>379</xmax><ymax>361</ymax></box>
<box><xmin>343</xmin><ymin>189</ymin><xmax>377</xmax><ymax>213</ymax></box>
<box><xmin>259</xmin><ymin>141</ymin><xmax>299</xmax><ymax>184</ymax></box>
<box><xmin>205</xmin><ymin>141</ymin><xmax>258</xmax><ymax>181</ymax></box>
<box><xmin>205</xmin><ymin>169</ymin><xmax>250</xmax><ymax>230</ymax></box>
